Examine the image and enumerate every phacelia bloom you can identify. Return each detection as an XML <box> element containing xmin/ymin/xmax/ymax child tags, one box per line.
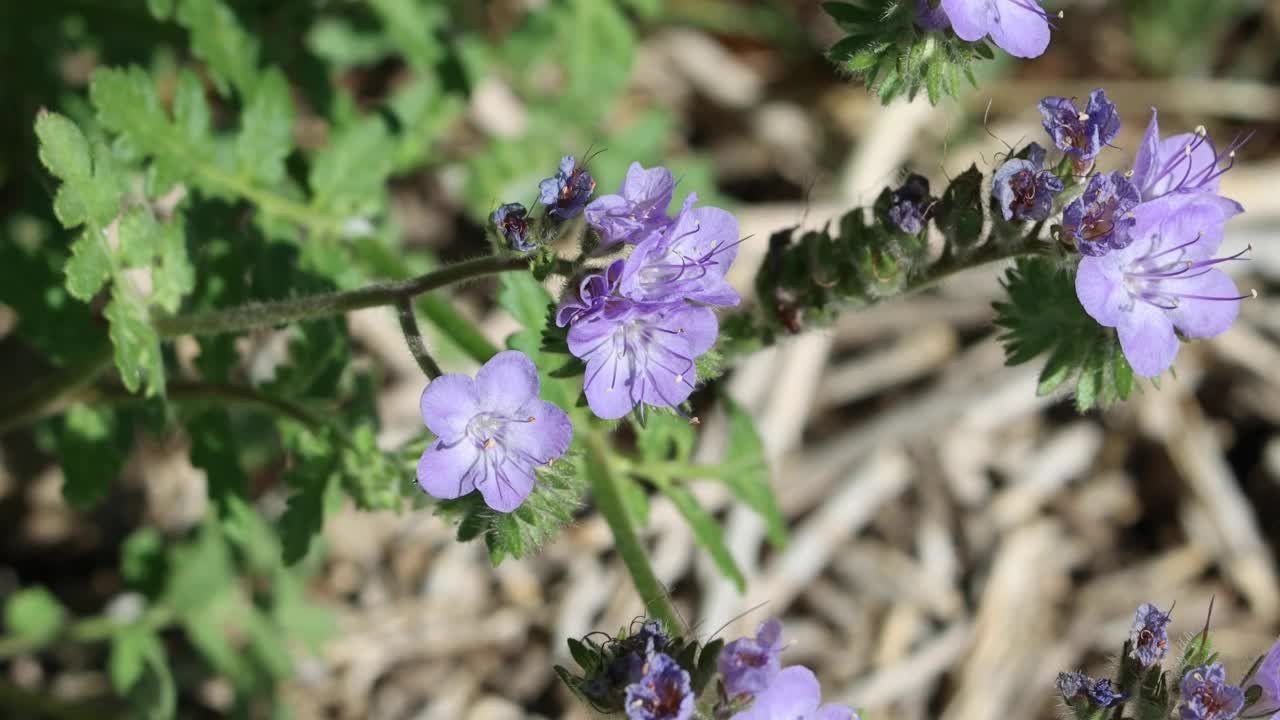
<box><xmin>585</xmin><ymin>162</ymin><xmax>676</xmax><ymax>250</ymax></box>
<box><xmin>1039</xmin><ymin>90</ymin><xmax>1121</xmax><ymax>162</ymax></box>
<box><xmin>992</xmin><ymin>142</ymin><xmax>1064</xmax><ymax>222</ymax></box>
<box><xmin>1087</xmin><ymin>678</ymin><xmax>1126</xmax><ymax>709</ymax></box>
<box><xmin>915</xmin><ymin>0</ymin><xmax>951</xmax><ymax>31</ymax></box>
<box><xmin>567</xmin><ymin>302</ymin><xmax>718</xmax><ymax>420</ymax></box>
<box><xmin>1249</xmin><ymin>635</ymin><xmax>1280</xmax><ymax>717</ymax></box>
<box><xmin>556</xmin><ymin>260</ymin><xmax>626</xmax><ymax>328</ymax></box>
<box><xmin>624</xmin><ymin>652</ymin><xmax>694</xmax><ymax>720</ymax></box>
<box><xmin>619</xmin><ymin>194</ymin><xmax>742</xmax><ymax>307</ymax></box>
<box><xmin>886</xmin><ymin>174</ymin><xmax>933</xmax><ymax>235</ymax></box>
<box><xmin>1128</xmin><ymin>603</ymin><xmax>1173</xmax><ymax>668</ymax></box>
<box><xmin>719</xmin><ymin>618</ymin><xmax>784</xmax><ymax>698</ymax></box>
<box><xmin>1063</xmin><ymin>171</ymin><xmax>1141</xmax><ymax>256</ymax></box>
<box><xmin>416</xmin><ymin>351</ymin><xmax>572</xmax><ymax>512</ymax></box>
<box><xmin>1131</xmin><ymin>109</ymin><xmax>1252</xmax><ymax>202</ymax></box>
<box><xmin>492</xmin><ymin>202</ymin><xmax>532</xmax><ymax>252</ymax></box>
<box><xmin>1076</xmin><ymin>193</ymin><xmax>1248</xmax><ymax>378</ymax></box>
<box><xmin>731</xmin><ymin>666</ymin><xmax>859</xmax><ymax>720</ymax></box>
<box><xmin>1180</xmin><ymin>663</ymin><xmax>1245</xmax><ymax>720</ymax></box>
<box><xmin>1056</xmin><ymin>671</ymin><xmax>1087</xmax><ymax>699</ymax></box>
<box><xmin>941</xmin><ymin>0</ymin><xmax>1052</xmax><ymax>59</ymax></box>
<box><xmin>539</xmin><ymin>155</ymin><xmax>596</xmax><ymax>220</ymax></box>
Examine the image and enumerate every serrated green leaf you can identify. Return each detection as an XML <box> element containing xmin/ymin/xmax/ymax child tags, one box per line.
<box><xmin>562</xmin><ymin>0</ymin><xmax>635</xmax><ymax>109</ymax></box>
<box><xmin>35</xmin><ymin>112</ymin><xmax>92</xmax><ymax>186</ymax></box>
<box><xmin>1036</xmin><ymin>343</ymin><xmax>1077</xmax><ymax>397</ymax></box>
<box><xmin>308</xmin><ymin>117</ymin><xmax>394</xmax><ymax>214</ymax></box>
<box><xmin>64</xmin><ymin>229</ymin><xmax>113</xmax><ymax>300</ymax></box>
<box><xmin>36</xmin><ymin>113</ymin><xmax>123</xmax><ymax>230</ymax></box>
<box><xmin>720</xmin><ymin>396</ymin><xmax>787</xmax><ymax>548</ymax></box>
<box><xmin>119</xmin><ymin>208</ymin><xmax>161</xmax><ymax>267</ymax></box>
<box><xmin>656</xmin><ymin>481</ymin><xmax>745</xmax><ymax>591</ymax></box>
<box><xmin>91</xmin><ymin>67</ymin><xmax>171</xmax><ymax>155</ymax></box>
<box><xmin>4</xmin><ymin>587</ymin><xmax>66</xmax><ymax>643</ymax></box>
<box><xmin>105</xmin><ymin>291</ymin><xmax>166</xmax><ymax>396</ymax></box>
<box><xmin>110</xmin><ymin>624</ymin><xmax>157</xmax><ymax>694</ymax></box>
<box><xmin>1074</xmin><ymin>351</ymin><xmax>1101</xmax><ymax>412</ymax></box>
<box><xmin>175</xmin><ymin>0</ymin><xmax>260</xmax><ymax>97</ymax></box>
<box><xmin>236</xmin><ymin>68</ymin><xmax>294</xmax><ymax>186</ymax></box>
<box><xmin>60</xmin><ymin>404</ymin><xmax>125</xmax><ymax>509</ymax></box>
<box><xmin>188</xmin><ymin>410</ymin><xmax>249</xmax><ymax>509</ymax></box>
<box><xmin>368</xmin><ymin>0</ymin><xmax>448</xmax><ymax>71</ymax></box>
<box><xmin>151</xmin><ymin>220</ymin><xmax>195</xmax><ymax>313</ymax></box>
<box><xmin>567</xmin><ymin>637</ymin><xmax>598</xmax><ymax>673</ymax></box>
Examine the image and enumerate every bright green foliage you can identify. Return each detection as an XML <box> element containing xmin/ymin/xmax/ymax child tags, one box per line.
<box><xmin>994</xmin><ymin>256</ymin><xmax>1137</xmax><ymax>412</ymax></box>
<box><xmin>4</xmin><ymin>587</ymin><xmax>66</xmax><ymax>644</ymax></box>
<box><xmin>174</xmin><ymin>0</ymin><xmax>261</xmax><ymax>97</ymax></box>
<box><xmin>657</xmin><ymin>479</ymin><xmax>746</xmax><ymax>590</ymax></box>
<box><xmin>720</xmin><ymin>397</ymin><xmax>786</xmax><ymax>548</ymax></box>
<box><xmin>36</xmin><ymin>110</ymin><xmax>194</xmax><ymax>396</ymax></box>
<box><xmin>823</xmin><ymin>0</ymin><xmax>993</xmax><ymax>104</ymax></box>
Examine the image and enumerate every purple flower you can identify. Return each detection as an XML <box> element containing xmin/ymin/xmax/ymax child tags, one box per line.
<box><xmin>719</xmin><ymin>618</ymin><xmax>784</xmax><ymax>698</ymax></box>
<box><xmin>585</xmin><ymin>162</ymin><xmax>676</xmax><ymax>250</ymax></box>
<box><xmin>556</xmin><ymin>260</ymin><xmax>626</xmax><ymax>328</ymax></box>
<box><xmin>492</xmin><ymin>203</ymin><xmax>532</xmax><ymax>252</ymax></box>
<box><xmin>1056</xmin><ymin>671</ymin><xmax>1087</xmax><ymax>699</ymax></box>
<box><xmin>887</xmin><ymin>174</ymin><xmax>933</xmax><ymax>234</ymax></box>
<box><xmin>1131</xmin><ymin>109</ymin><xmax>1252</xmax><ymax>202</ymax></box>
<box><xmin>1063</xmin><ymin>171</ymin><xmax>1141</xmax><ymax>256</ymax></box>
<box><xmin>1087</xmin><ymin>678</ymin><xmax>1125</xmax><ymax>708</ymax></box>
<box><xmin>915</xmin><ymin>0</ymin><xmax>951</xmax><ymax>32</ymax></box>
<box><xmin>1039</xmin><ymin>90</ymin><xmax>1121</xmax><ymax>162</ymax></box>
<box><xmin>567</xmin><ymin>302</ymin><xmax>719</xmax><ymax>420</ymax></box>
<box><xmin>992</xmin><ymin>142</ymin><xmax>1064</xmax><ymax>222</ymax></box>
<box><xmin>619</xmin><ymin>194</ymin><xmax>741</xmax><ymax>307</ymax></box>
<box><xmin>624</xmin><ymin>652</ymin><xmax>694</xmax><ymax>720</ymax></box>
<box><xmin>1249</xmin><ymin>636</ymin><xmax>1280</xmax><ymax>717</ymax></box>
<box><xmin>416</xmin><ymin>351</ymin><xmax>573</xmax><ymax>512</ymax></box>
<box><xmin>1056</xmin><ymin>672</ymin><xmax>1125</xmax><ymax>708</ymax></box>
<box><xmin>1180</xmin><ymin>663</ymin><xmax>1245</xmax><ymax>720</ymax></box>
<box><xmin>941</xmin><ymin>0</ymin><xmax>1052</xmax><ymax>59</ymax></box>
<box><xmin>731</xmin><ymin>666</ymin><xmax>858</xmax><ymax>720</ymax></box>
<box><xmin>1076</xmin><ymin>193</ymin><xmax>1248</xmax><ymax>378</ymax></box>
<box><xmin>1128</xmin><ymin>603</ymin><xmax>1173</xmax><ymax>668</ymax></box>
<box><xmin>539</xmin><ymin>155</ymin><xmax>596</xmax><ymax>220</ymax></box>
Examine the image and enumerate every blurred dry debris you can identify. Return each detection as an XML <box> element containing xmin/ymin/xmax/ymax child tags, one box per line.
<box><xmin>3</xmin><ymin>8</ymin><xmax>1279</xmax><ymax>720</ymax></box>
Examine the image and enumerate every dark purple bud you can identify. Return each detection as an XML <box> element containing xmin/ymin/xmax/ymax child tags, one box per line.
<box><xmin>1039</xmin><ymin>89</ymin><xmax>1121</xmax><ymax>162</ymax></box>
<box><xmin>992</xmin><ymin>142</ymin><xmax>1064</xmax><ymax>222</ymax></box>
<box><xmin>1063</xmin><ymin>171</ymin><xmax>1141</xmax><ymax>256</ymax></box>
<box><xmin>1056</xmin><ymin>671</ymin><xmax>1087</xmax><ymax>699</ymax></box>
<box><xmin>492</xmin><ymin>203</ymin><xmax>532</xmax><ymax>252</ymax></box>
<box><xmin>887</xmin><ymin>174</ymin><xmax>933</xmax><ymax>234</ymax></box>
<box><xmin>539</xmin><ymin>155</ymin><xmax>596</xmax><ymax>220</ymax></box>
<box><xmin>1087</xmin><ymin>678</ymin><xmax>1126</xmax><ymax>709</ymax></box>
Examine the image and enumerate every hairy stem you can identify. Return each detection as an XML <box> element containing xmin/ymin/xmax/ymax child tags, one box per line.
<box><xmin>153</xmin><ymin>255</ymin><xmax>565</xmax><ymax>339</ymax></box>
<box><xmin>395</xmin><ymin>297</ymin><xmax>444</xmax><ymax>379</ymax></box>
<box><xmin>583</xmin><ymin>431</ymin><xmax>683</xmax><ymax>632</ymax></box>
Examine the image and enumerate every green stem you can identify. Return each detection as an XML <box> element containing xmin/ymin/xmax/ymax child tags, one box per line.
<box><xmin>153</xmin><ymin>255</ymin><xmax>543</xmax><ymax>339</ymax></box>
<box><xmin>583</xmin><ymin>431</ymin><xmax>682</xmax><ymax>632</ymax></box>
<box><xmin>0</xmin><ymin>605</ymin><xmax>174</xmax><ymax>660</ymax></box>
<box><xmin>395</xmin><ymin>297</ymin><xmax>444</xmax><ymax>379</ymax></box>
